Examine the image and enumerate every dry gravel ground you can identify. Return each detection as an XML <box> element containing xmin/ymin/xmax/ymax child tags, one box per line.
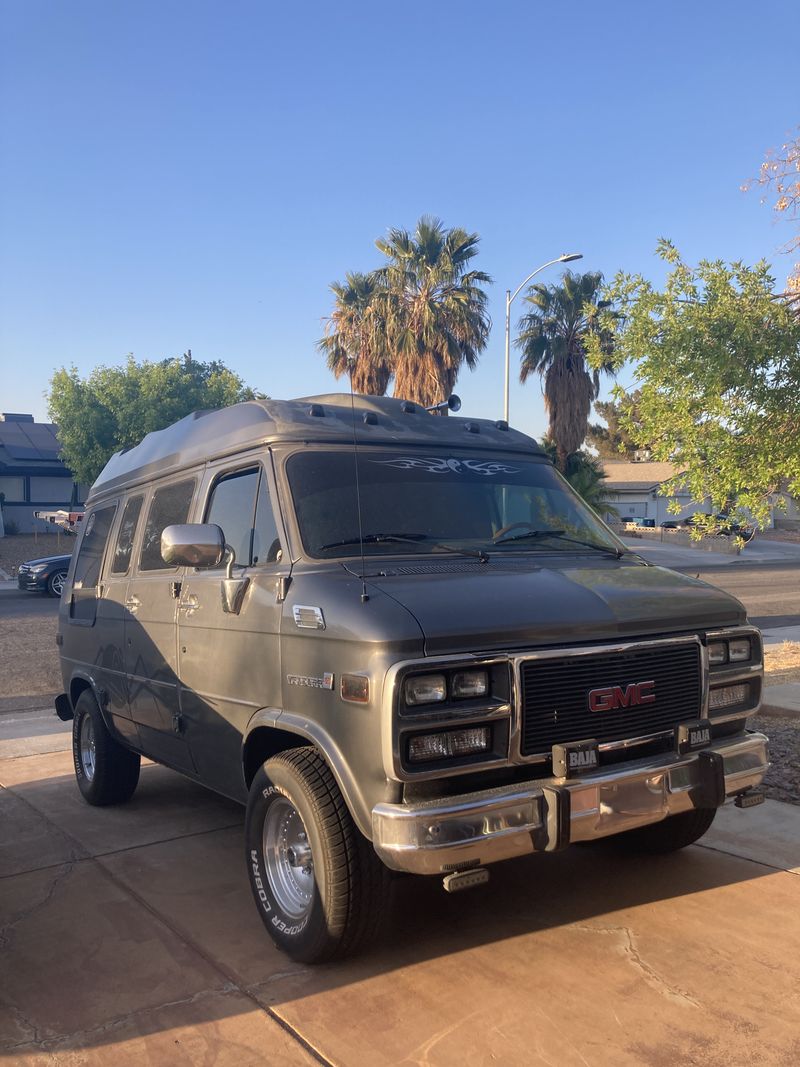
<box><xmin>0</xmin><ymin>601</ymin><xmax>62</xmax><ymax>700</ymax></box>
<box><xmin>0</xmin><ymin>532</ymin><xmax>74</xmax><ymax>575</ymax></box>
<box><xmin>751</xmin><ymin>712</ymin><xmax>800</xmax><ymax>805</ymax></box>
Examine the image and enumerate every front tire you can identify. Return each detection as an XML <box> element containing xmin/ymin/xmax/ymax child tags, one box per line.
<box><xmin>72</xmin><ymin>690</ymin><xmax>141</xmax><ymax>806</ymax></box>
<box><xmin>245</xmin><ymin>747</ymin><xmax>387</xmax><ymax>964</ymax></box>
<box><xmin>608</xmin><ymin>807</ymin><xmax>717</xmax><ymax>854</ymax></box>
<box><xmin>47</xmin><ymin>570</ymin><xmax>67</xmax><ymax>598</ymax></box>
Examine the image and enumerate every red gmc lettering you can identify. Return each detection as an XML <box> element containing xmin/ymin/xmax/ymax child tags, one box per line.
<box><xmin>588</xmin><ymin>680</ymin><xmax>656</xmax><ymax>712</ymax></box>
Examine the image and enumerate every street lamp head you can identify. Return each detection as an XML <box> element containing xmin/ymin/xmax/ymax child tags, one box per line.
<box><xmin>559</xmin><ymin>253</ymin><xmax>583</xmax><ymax>263</ymax></box>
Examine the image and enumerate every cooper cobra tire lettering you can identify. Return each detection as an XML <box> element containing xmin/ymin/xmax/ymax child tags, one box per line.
<box><xmin>250</xmin><ymin>849</ymin><xmax>271</xmax><ymax>912</ymax></box>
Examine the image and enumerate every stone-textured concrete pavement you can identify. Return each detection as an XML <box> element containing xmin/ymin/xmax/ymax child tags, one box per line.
<box><xmin>2</xmin><ymin>746</ymin><xmax>800</xmax><ymax>1065</ymax></box>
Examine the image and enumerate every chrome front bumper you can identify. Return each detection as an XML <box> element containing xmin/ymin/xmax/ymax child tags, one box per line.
<box><xmin>371</xmin><ymin>732</ymin><xmax>769</xmax><ymax>875</ymax></box>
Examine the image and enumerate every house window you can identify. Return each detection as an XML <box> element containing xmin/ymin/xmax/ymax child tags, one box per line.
<box><xmin>0</xmin><ymin>477</ymin><xmax>25</xmax><ymax>502</ymax></box>
<box><xmin>29</xmin><ymin>476</ymin><xmax>73</xmax><ymax>502</ymax></box>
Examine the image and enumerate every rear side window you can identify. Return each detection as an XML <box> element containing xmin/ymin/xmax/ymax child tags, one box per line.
<box><xmin>111</xmin><ymin>495</ymin><xmax>143</xmax><ymax>575</ymax></box>
<box><xmin>70</xmin><ymin>504</ymin><xmax>117</xmax><ymax>622</ymax></box>
<box><xmin>139</xmin><ymin>480</ymin><xmax>196</xmax><ymax>571</ymax></box>
<box><xmin>204</xmin><ymin>468</ymin><xmax>259</xmax><ymax>566</ymax></box>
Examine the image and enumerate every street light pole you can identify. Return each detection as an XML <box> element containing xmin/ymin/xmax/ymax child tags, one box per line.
<box><xmin>503</xmin><ymin>252</ymin><xmax>583</xmax><ymax>424</ymax></box>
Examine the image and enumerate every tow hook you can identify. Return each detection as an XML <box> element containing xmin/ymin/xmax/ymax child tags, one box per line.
<box><xmin>734</xmin><ymin>789</ymin><xmax>766</xmax><ymax>809</ymax></box>
<box><xmin>442</xmin><ymin>868</ymin><xmax>489</xmax><ymax>893</ymax></box>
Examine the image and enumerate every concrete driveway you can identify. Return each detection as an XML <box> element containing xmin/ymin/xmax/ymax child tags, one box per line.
<box><xmin>2</xmin><ymin>738</ymin><xmax>800</xmax><ymax>1065</ymax></box>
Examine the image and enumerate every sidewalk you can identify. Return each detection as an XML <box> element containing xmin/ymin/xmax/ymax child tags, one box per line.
<box><xmin>621</xmin><ymin>535</ymin><xmax>800</xmax><ymax>569</ymax></box>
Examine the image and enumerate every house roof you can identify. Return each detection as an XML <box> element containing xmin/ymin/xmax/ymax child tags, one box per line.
<box><xmin>0</xmin><ymin>415</ymin><xmax>63</xmax><ymax>472</ymax></box>
<box><xmin>602</xmin><ymin>461</ymin><xmax>685</xmax><ymax>492</ymax></box>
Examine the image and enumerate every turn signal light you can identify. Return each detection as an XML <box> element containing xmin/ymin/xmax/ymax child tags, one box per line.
<box><xmin>709</xmin><ymin>683</ymin><xmax>749</xmax><ymax>710</ymax></box>
<box><xmin>341</xmin><ymin>674</ymin><xmax>369</xmax><ymax>703</ymax></box>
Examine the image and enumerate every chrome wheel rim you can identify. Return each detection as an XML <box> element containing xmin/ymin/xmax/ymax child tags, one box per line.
<box><xmin>262</xmin><ymin>797</ymin><xmax>315</xmax><ymax>920</ymax></box>
<box><xmin>79</xmin><ymin>715</ymin><xmax>96</xmax><ymax>780</ymax></box>
<box><xmin>51</xmin><ymin>572</ymin><xmax>66</xmax><ymax>597</ymax></box>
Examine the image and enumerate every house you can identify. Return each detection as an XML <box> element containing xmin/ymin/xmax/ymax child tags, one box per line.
<box><xmin>0</xmin><ymin>413</ymin><xmax>87</xmax><ymax>535</ymax></box>
<box><xmin>600</xmin><ymin>461</ymin><xmax>705</xmax><ymax>525</ymax></box>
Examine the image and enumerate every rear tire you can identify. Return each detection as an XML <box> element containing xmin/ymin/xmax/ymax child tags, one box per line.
<box><xmin>72</xmin><ymin>690</ymin><xmax>140</xmax><ymax>806</ymax></box>
<box><xmin>608</xmin><ymin>807</ymin><xmax>717</xmax><ymax>854</ymax></box>
<box><xmin>245</xmin><ymin>746</ymin><xmax>388</xmax><ymax>963</ymax></box>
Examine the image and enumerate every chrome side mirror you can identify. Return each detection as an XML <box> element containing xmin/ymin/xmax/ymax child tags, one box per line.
<box><xmin>161</xmin><ymin>524</ymin><xmax>225</xmax><ymax>568</ymax></box>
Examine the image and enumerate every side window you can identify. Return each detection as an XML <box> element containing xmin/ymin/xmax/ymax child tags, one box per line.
<box><xmin>139</xmin><ymin>479</ymin><xmax>196</xmax><ymax>571</ymax></box>
<box><xmin>252</xmin><ymin>470</ymin><xmax>282</xmax><ymax>565</ymax></box>
<box><xmin>204</xmin><ymin>468</ymin><xmax>259</xmax><ymax>567</ymax></box>
<box><xmin>111</xmin><ymin>495</ymin><xmax>144</xmax><ymax>575</ymax></box>
<box><xmin>70</xmin><ymin>504</ymin><xmax>117</xmax><ymax>622</ymax></box>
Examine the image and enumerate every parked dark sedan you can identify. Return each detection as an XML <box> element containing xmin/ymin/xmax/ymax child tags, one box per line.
<box><xmin>17</xmin><ymin>554</ymin><xmax>72</xmax><ymax>597</ymax></box>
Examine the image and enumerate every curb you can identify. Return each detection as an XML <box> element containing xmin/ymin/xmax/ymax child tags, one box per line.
<box><xmin>757</xmin><ymin>702</ymin><xmax>800</xmax><ymax>720</ymax></box>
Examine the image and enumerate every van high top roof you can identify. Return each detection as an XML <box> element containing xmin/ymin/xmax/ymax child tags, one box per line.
<box><xmin>89</xmin><ymin>394</ymin><xmax>544</xmax><ymax>499</ymax></box>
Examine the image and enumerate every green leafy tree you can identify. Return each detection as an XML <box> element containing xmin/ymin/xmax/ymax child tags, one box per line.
<box><xmin>48</xmin><ymin>353</ymin><xmax>261</xmax><ymax>485</ymax></box>
<box><xmin>375</xmin><ymin>216</ymin><xmax>492</xmax><ymax>408</ymax></box>
<box><xmin>586</xmin><ymin>390</ymin><xmax>650</xmax><ymax>459</ymax></box>
<box><xmin>318</xmin><ymin>272</ymin><xmax>392</xmax><ymax>395</ymax></box>
<box><xmin>587</xmin><ymin>241</ymin><xmax>800</xmax><ymax>528</ymax></box>
<box><xmin>516</xmin><ymin>270</ymin><xmax>616</xmax><ymax>471</ymax></box>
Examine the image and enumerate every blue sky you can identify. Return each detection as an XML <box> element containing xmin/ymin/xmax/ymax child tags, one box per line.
<box><xmin>1</xmin><ymin>0</ymin><xmax>797</xmax><ymax>441</ymax></box>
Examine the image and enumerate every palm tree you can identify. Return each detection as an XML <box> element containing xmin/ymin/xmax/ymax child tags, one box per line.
<box><xmin>540</xmin><ymin>440</ymin><xmax>620</xmax><ymax>520</ymax></box>
<box><xmin>516</xmin><ymin>270</ymin><xmax>616</xmax><ymax>469</ymax></box>
<box><xmin>318</xmin><ymin>272</ymin><xmax>392</xmax><ymax>395</ymax></box>
<box><xmin>375</xmin><ymin>216</ymin><xmax>492</xmax><ymax>409</ymax></box>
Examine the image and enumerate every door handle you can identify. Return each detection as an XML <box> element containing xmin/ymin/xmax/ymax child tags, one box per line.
<box><xmin>125</xmin><ymin>595</ymin><xmax>141</xmax><ymax>613</ymax></box>
<box><xmin>179</xmin><ymin>593</ymin><xmax>199</xmax><ymax>614</ymax></box>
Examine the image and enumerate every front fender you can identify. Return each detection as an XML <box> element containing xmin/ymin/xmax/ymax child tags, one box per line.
<box><xmin>243</xmin><ymin>708</ymin><xmax>380</xmax><ymax>838</ymax></box>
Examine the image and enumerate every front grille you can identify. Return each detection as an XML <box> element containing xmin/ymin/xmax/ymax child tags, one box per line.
<box><xmin>519</xmin><ymin>642</ymin><xmax>701</xmax><ymax>757</ymax></box>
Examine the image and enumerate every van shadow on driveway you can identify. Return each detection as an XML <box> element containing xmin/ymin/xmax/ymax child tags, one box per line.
<box><xmin>2</xmin><ymin>751</ymin><xmax>800</xmax><ymax>1066</ymax></box>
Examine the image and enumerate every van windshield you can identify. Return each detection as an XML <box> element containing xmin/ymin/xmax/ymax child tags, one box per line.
<box><xmin>286</xmin><ymin>450</ymin><xmax>623</xmax><ymax>559</ymax></box>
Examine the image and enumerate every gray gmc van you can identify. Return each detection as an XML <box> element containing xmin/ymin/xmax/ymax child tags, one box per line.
<box><xmin>56</xmin><ymin>394</ymin><xmax>769</xmax><ymax>962</ymax></box>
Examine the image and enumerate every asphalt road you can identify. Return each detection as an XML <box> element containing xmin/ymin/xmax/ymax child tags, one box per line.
<box><xmin>689</xmin><ymin>563</ymin><xmax>800</xmax><ymax>630</ymax></box>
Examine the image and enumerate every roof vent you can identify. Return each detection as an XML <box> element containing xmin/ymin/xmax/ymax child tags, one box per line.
<box><xmin>465</xmin><ymin>422</ymin><xmax>480</xmax><ymax>434</ymax></box>
<box><xmin>362</xmin><ymin>411</ymin><xmax>378</xmax><ymax>426</ymax></box>
<box><xmin>308</xmin><ymin>404</ymin><xmax>325</xmax><ymax>418</ymax></box>
<box><xmin>494</xmin><ymin>419</ymin><xmax>509</xmax><ymax>431</ymax></box>
<box><xmin>400</xmin><ymin>401</ymin><xmax>417</xmax><ymax>414</ymax></box>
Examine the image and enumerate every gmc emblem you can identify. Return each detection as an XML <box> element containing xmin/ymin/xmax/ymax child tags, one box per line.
<box><xmin>588</xmin><ymin>680</ymin><xmax>656</xmax><ymax>712</ymax></box>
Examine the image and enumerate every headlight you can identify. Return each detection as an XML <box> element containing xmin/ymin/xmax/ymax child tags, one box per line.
<box><xmin>728</xmin><ymin>638</ymin><xmax>751</xmax><ymax>662</ymax></box>
<box><xmin>707</xmin><ymin>641</ymin><xmax>728</xmax><ymax>666</ymax></box>
<box><xmin>27</xmin><ymin>564</ymin><xmax>48</xmax><ymax>574</ymax></box>
<box><xmin>407</xmin><ymin>726</ymin><xmax>491</xmax><ymax>763</ymax></box>
<box><xmin>450</xmin><ymin>669</ymin><xmax>489</xmax><ymax>699</ymax></box>
<box><xmin>404</xmin><ymin>673</ymin><xmax>447</xmax><ymax>706</ymax></box>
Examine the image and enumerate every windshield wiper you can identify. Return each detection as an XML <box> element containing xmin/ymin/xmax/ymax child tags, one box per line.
<box><xmin>491</xmin><ymin>529</ymin><xmax>623</xmax><ymax>558</ymax></box>
<box><xmin>319</xmin><ymin>533</ymin><xmax>489</xmax><ymax>562</ymax></box>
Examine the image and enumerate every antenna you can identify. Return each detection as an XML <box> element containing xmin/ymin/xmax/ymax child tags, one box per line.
<box><xmin>348</xmin><ymin>365</ymin><xmax>369</xmax><ymax>603</ymax></box>
<box><xmin>426</xmin><ymin>394</ymin><xmax>461</xmax><ymax>414</ymax></box>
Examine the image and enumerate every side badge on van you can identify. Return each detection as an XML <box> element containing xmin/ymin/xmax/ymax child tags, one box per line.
<box><xmin>287</xmin><ymin>673</ymin><xmax>334</xmax><ymax>690</ymax></box>
<box><xmin>293</xmin><ymin>605</ymin><xmax>325</xmax><ymax>630</ymax></box>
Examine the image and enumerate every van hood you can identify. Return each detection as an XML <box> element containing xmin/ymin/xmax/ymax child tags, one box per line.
<box><xmin>364</xmin><ymin>558</ymin><xmax>745</xmax><ymax>655</ymax></box>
